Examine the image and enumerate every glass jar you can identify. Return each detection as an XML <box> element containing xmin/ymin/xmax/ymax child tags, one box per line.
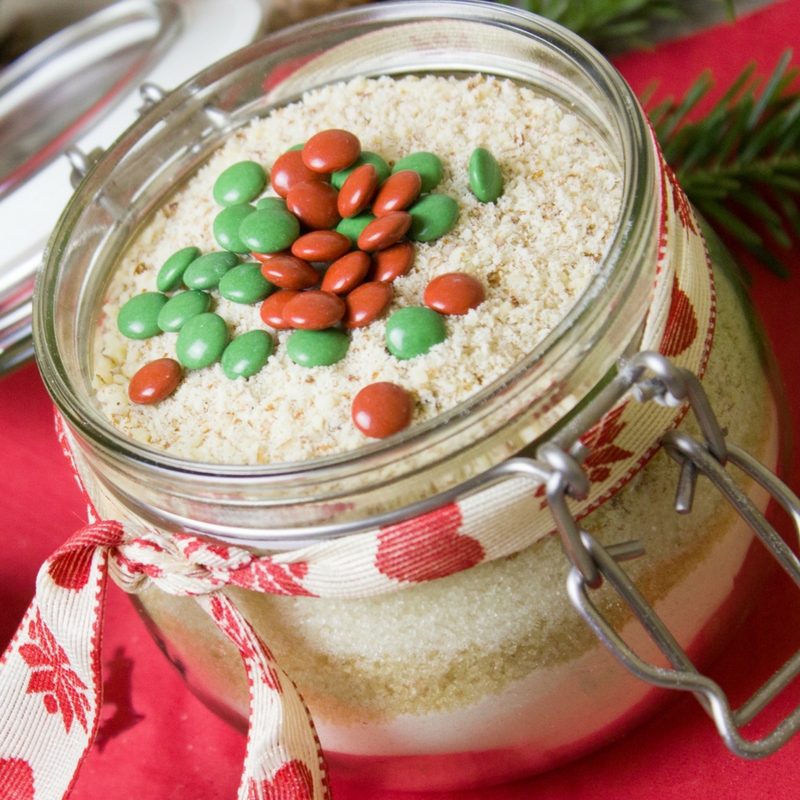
<box><xmin>33</xmin><ymin>0</ymin><xmax>784</xmax><ymax>792</ymax></box>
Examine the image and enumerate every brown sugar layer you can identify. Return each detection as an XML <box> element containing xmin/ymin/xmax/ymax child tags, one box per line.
<box><xmin>92</xmin><ymin>75</ymin><xmax>622</xmax><ymax>464</ymax></box>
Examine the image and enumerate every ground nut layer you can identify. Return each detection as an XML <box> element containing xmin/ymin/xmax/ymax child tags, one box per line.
<box><xmin>93</xmin><ymin>75</ymin><xmax>622</xmax><ymax>464</ymax></box>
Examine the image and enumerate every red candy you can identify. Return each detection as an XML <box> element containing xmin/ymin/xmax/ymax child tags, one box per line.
<box><xmin>321</xmin><ymin>250</ymin><xmax>371</xmax><ymax>294</ymax></box>
<box><xmin>287</xmin><ymin>181</ymin><xmax>341</xmax><ymax>230</ymax></box>
<box><xmin>338</xmin><ymin>163</ymin><xmax>378</xmax><ymax>218</ymax></box>
<box><xmin>424</xmin><ymin>272</ymin><xmax>485</xmax><ymax>315</ymax></box>
<box><xmin>352</xmin><ymin>382</ymin><xmax>414</xmax><ymax>438</ymax></box>
<box><xmin>260</xmin><ymin>255</ymin><xmax>319</xmax><ymax>290</ymax></box>
<box><xmin>357</xmin><ymin>211</ymin><xmax>412</xmax><ymax>252</ymax></box>
<box><xmin>303</xmin><ymin>129</ymin><xmax>361</xmax><ymax>173</ymax></box>
<box><xmin>372</xmin><ymin>170</ymin><xmax>422</xmax><ymax>216</ymax></box>
<box><xmin>283</xmin><ymin>290</ymin><xmax>346</xmax><ymax>330</ymax></box>
<box><xmin>252</xmin><ymin>249</ymin><xmax>289</xmax><ymax>264</ymax></box>
<box><xmin>271</xmin><ymin>150</ymin><xmax>329</xmax><ymax>198</ymax></box>
<box><xmin>291</xmin><ymin>230</ymin><xmax>351</xmax><ymax>262</ymax></box>
<box><xmin>260</xmin><ymin>290</ymin><xmax>300</xmax><ymax>329</ymax></box>
<box><xmin>128</xmin><ymin>358</ymin><xmax>182</xmax><ymax>405</ymax></box>
<box><xmin>343</xmin><ymin>281</ymin><xmax>393</xmax><ymax>329</ymax></box>
<box><xmin>370</xmin><ymin>240</ymin><xmax>415</xmax><ymax>283</ymax></box>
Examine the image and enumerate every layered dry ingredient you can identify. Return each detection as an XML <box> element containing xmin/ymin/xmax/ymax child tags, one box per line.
<box><xmin>130</xmin><ymin>262</ymin><xmax>777</xmax><ymax>731</ymax></box>
<box><xmin>93</xmin><ymin>75</ymin><xmax>622</xmax><ymax>463</ymax></box>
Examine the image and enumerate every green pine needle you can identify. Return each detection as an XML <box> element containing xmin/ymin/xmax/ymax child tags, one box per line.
<box><xmin>497</xmin><ymin>0</ymin><xmax>732</xmax><ymax>53</ymax></box>
<box><xmin>496</xmin><ymin>0</ymin><xmax>796</xmax><ymax>277</ymax></box>
<box><xmin>648</xmin><ymin>50</ymin><xmax>800</xmax><ymax>278</ymax></box>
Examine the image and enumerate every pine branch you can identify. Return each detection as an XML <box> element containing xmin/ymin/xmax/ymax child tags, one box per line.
<box><xmin>648</xmin><ymin>50</ymin><xmax>800</xmax><ymax>278</ymax></box>
<box><xmin>497</xmin><ymin>0</ymin><xmax>733</xmax><ymax>53</ymax></box>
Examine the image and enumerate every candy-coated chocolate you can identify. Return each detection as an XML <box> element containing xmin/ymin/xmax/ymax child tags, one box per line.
<box><xmin>219</xmin><ymin>263</ymin><xmax>275</xmax><ymax>304</ymax></box>
<box><xmin>391</xmin><ymin>151</ymin><xmax>443</xmax><ymax>193</ymax></box>
<box><xmin>408</xmin><ymin>194</ymin><xmax>459</xmax><ymax>242</ymax></box>
<box><xmin>343</xmin><ymin>281</ymin><xmax>393</xmax><ymax>329</ymax></box>
<box><xmin>175</xmin><ymin>312</ymin><xmax>229</xmax><ymax>369</ymax></box>
<box><xmin>239</xmin><ymin>207</ymin><xmax>301</xmax><ymax>254</ymax></box>
<box><xmin>183</xmin><ymin>251</ymin><xmax>239</xmax><ymax>290</ymax></box>
<box><xmin>468</xmin><ymin>147</ymin><xmax>503</xmax><ymax>203</ymax></box>
<box><xmin>259</xmin><ymin>290</ymin><xmax>300</xmax><ymax>329</ymax></box>
<box><xmin>291</xmin><ymin>230</ymin><xmax>351</xmax><ymax>262</ymax></box>
<box><xmin>270</xmin><ymin>149</ymin><xmax>329</xmax><ymax>198</ymax></box>
<box><xmin>128</xmin><ymin>358</ymin><xmax>182</xmax><ymax>404</ymax></box>
<box><xmin>385</xmin><ymin>306</ymin><xmax>446</xmax><ymax>359</ymax></box>
<box><xmin>283</xmin><ymin>290</ymin><xmax>346</xmax><ymax>330</ymax></box>
<box><xmin>259</xmin><ymin>255</ymin><xmax>319</xmax><ymax>290</ymax></box>
<box><xmin>118</xmin><ymin>292</ymin><xmax>168</xmax><ymax>339</ymax></box>
<box><xmin>302</xmin><ymin>129</ymin><xmax>361</xmax><ymax>173</ymax></box>
<box><xmin>286</xmin><ymin>181</ymin><xmax>341</xmax><ymax>230</ymax></box>
<box><xmin>357</xmin><ymin>211</ymin><xmax>412</xmax><ymax>251</ymax></box>
<box><xmin>213</xmin><ymin>160</ymin><xmax>267</xmax><ymax>206</ymax></box>
<box><xmin>331</xmin><ymin>151</ymin><xmax>390</xmax><ymax>189</ymax></box>
<box><xmin>251</xmin><ymin>249</ymin><xmax>289</xmax><ymax>264</ymax></box>
<box><xmin>213</xmin><ymin>203</ymin><xmax>256</xmax><ymax>253</ymax></box>
<box><xmin>372</xmin><ymin>170</ymin><xmax>422</xmax><ymax>216</ymax></box>
<box><xmin>286</xmin><ymin>328</ymin><xmax>349</xmax><ymax>367</ymax></box>
<box><xmin>370</xmin><ymin>240</ymin><xmax>415</xmax><ymax>282</ymax></box>
<box><xmin>424</xmin><ymin>272</ymin><xmax>485</xmax><ymax>315</ymax></box>
<box><xmin>256</xmin><ymin>196</ymin><xmax>288</xmax><ymax>211</ymax></box>
<box><xmin>156</xmin><ymin>246</ymin><xmax>200</xmax><ymax>292</ymax></box>
<box><xmin>221</xmin><ymin>330</ymin><xmax>274</xmax><ymax>379</ymax></box>
<box><xmin>352</xmin><ymin>382</ymin><xmax>414</xmax><ymax>438</ymax></box>
<box><xmin>321</xmin><ymin>250</ymin><xmax>371</xmax><ymax>294</ymax></box>
<box><xmin>338</xmin><ymin>163</ymin><xmax>378</xmax><ymax>218</ymax></box>
<box><xmin>336</xmin><ymin>212</ymin><xmax>375</xmax><ymax>245</ymax></box>
<box><xmin>157</xmin><ymin>290</ymin><xmax>211</xmax><ymax>332</ymax></box>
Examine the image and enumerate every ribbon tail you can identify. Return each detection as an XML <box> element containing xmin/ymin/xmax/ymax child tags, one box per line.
<box><xmin>196</xmin><ymin>593</ymin><xmax>330</xmax><ymax>800</ymax></box>
<box><xmin>0</xmin><ymin>521</ymin><xmax>124</xmax><ymax>799</ymax></box>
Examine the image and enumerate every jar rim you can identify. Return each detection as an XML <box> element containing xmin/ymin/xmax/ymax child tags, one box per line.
<box><xmin>33</xmin><ymin>0</ymin><xmax>658</xmax><ymax>533</ymax></box>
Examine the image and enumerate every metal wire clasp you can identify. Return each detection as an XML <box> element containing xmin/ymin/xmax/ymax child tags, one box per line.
<box><xmin>544</xmin><ymin>351</ymin><xmax>800</xmax><ymax>758</ymax></box>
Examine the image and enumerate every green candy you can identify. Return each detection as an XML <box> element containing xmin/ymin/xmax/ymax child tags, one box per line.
<box><xmin>332</xmin><ymin>151</ymin><xmax>390</xmax><ymax>189</ymax></box>
<box><xmin>408</xmin><ymin>194</ymin><xmax>459</xmax><ymax>242</ymax></box>
<box><xmin>286</xmin><ymin>328</ymin><xmax>349</xmax><ymax>367</ymax></box>
<box><xmin>469</xmin><ymin>147</ymin><xmax>503</xmax><ymax>203</ymax></box>
<box><xmin>385</xmin><ymin>307</ymin><xmax>446</xmax><ymax>359</ymax></box>
<box><xmin>221</xmin><ymin>330</ymin><xmax>274</xmax><ymax>379</ymax></box>
<box><xmin>239</xmin><ymin>208</ymin><xmax>300</xmax><ymax>254</ymax></box>
<box><xmin>288</xmin><ymin>143</ymin><xmax>305</xmax><ymax>151</ymax></box>
<box><xmin>219</xmin><ymin>263</ymin><xmax>274</xmax><ymax>304</ymax></box>
<box><xmin>336</xmin><ymin>212</ymin><xmax>375</xmax><ymax>245</ymax></box>
<box><xmin>392</xmin><ymin>152</ymin><xmax>443</xmax><ymax>193</ymax></box>
<box><xmin>156</xmin><ymin>246</ymin><xmax>201</xmax><ymax>292</ymax></box>
<box><xmin>213</xmin><ymin>160</ymin><xmax>267</xmax><ymax>206</ymax></box>
<box><xmin>256</xmin><ymin>196</ymin><xmax>288</xmax><ymax>212</ymax></box>
<box><xmin>213</xmin><ymin>204</ymin><xmax>256</xmax><ymax>253</ymax></box>
<box><xmin>157</xmin><ymin>290</ymin><xmax>211</xmax><ymax>332</ymax></box>
<box><xmin>183</xmin><ymin>251</ymin><xmax>239</xmax><ymax>290</ymax></box>
<box><xmin>175</xmin><ymin>312</ymin><xmax>229</xmax><ymax>369</ymax></box>
<box><xmin>118</xmin><ymin>292</ymin><xmax>168</xmax><ymax>339</ymax></box>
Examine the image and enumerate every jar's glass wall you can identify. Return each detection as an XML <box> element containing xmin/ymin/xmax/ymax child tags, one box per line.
<box><xmin>30</xmin><ymin>1</ymin><xmax>785</xmax><ymax>792</ymax></box>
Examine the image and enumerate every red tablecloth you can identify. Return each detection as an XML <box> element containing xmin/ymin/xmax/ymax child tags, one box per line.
<box><xmin>3</xmin><ymin>3</ymin><xmax>800</xmax><ymax>797</ymax></box>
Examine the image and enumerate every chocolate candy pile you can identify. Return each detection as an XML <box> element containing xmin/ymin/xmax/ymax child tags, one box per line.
<box><xmin>118</xmin><ymin>128</ymin><xmax>503</xmax><ymax>439</ymax></box>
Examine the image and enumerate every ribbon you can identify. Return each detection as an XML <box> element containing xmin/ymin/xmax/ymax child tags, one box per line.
<box><xmin>0</xmin><ymin>128</ymin><xmax>713</xmax><ymax>799</ymax></box>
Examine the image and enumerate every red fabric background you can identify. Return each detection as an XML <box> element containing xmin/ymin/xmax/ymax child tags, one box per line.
<box><xmin>3</xmin><ymin>2</ymin><xmax>800</xmax><ymax>797</ymax></box>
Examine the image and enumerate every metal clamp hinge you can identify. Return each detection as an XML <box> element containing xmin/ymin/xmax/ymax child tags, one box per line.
<box><xmin>543</xmin><ymin>351</ymin><xmax>800</xmax><ymax>759</ymax></box>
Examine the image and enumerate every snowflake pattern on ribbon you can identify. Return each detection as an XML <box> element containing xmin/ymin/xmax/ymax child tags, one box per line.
<box><xmin>19</xmin><ymin>609</ymin><xmax>90</xmax><ymax>735</ymax></box>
